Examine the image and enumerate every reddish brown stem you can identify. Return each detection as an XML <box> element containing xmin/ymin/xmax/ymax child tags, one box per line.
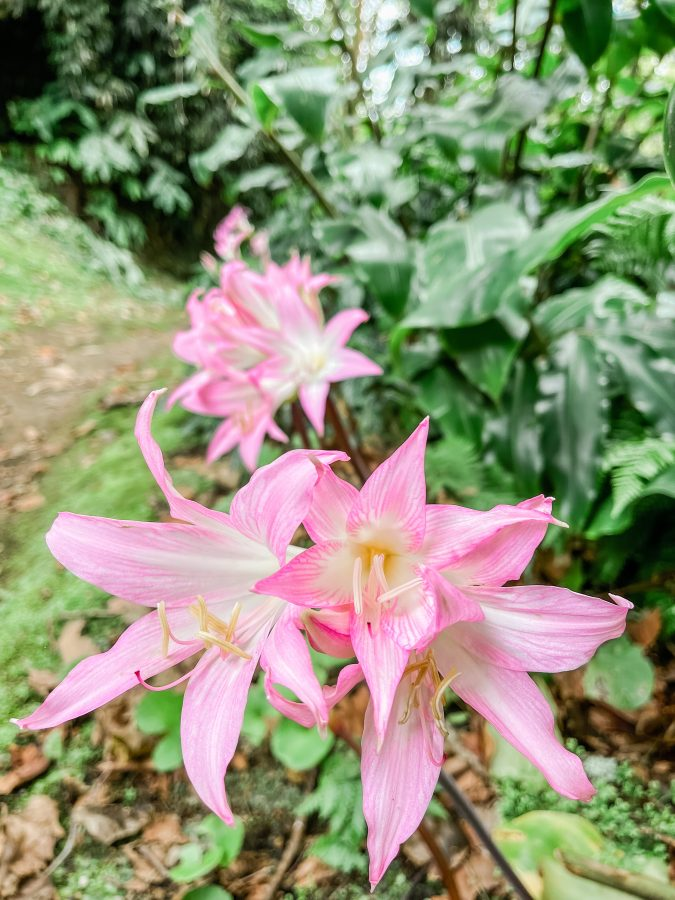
<box><xmin>325</xmin><ymin>394</ymin><xmax>370</xmax><ymax>485</ymax></box>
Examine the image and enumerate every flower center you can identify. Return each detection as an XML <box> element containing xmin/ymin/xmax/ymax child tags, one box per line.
<box><xmin>351</xmin><ymin>547</ymin><xmax>423</xmax><ymax>623</ymax></box>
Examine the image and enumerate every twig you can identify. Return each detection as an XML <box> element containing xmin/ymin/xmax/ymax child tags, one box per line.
<box><xmin>416</xmin><ymin>819</ymin><xmax>462</xmax><ymax>900</ymax></box>
<box><xmin>437</xmin><ymin>770</ymin><xmax>533</xmax><ymax>900</ymax></box>
<box><xmin>137</xmin><ymin>844</ymin><xmax>172</xmax><ymax>881</ymax></box>
<box><xmin>261</xmin><ymin>816</ymin><xmax>307</xmax><ymax>900</ymax></box>
<box><xmin>510</xmin><ymin>0</ymin><xmax>558</xmax><ymax>178</ymax></box>
<box><xmin>510</xmin><ymin>0</ymin><xmax>519</xmax><ymax>70</ymax></box>
<box><xmin>330</xmin><ymin>0</ymin><xmax>382</xmax><ymax>142</ymax></box>
<box><xmin>325</xmin><ymin>394</ymin><xmax>370</xmax><ymax>485</ymax></box>
<box><xmin>444</xmin><ymin>722</ymin><xmax>490</xmax><ymax>782</ymax></box>
<box><xmin>34</xmin><ymin>819</ymin><xmax>82</xmax><ymax>885</ymax></box>
<box><xmin>190</xmin><ymin>31</ymin><xmax>338</xmax><ymax>218</ymax></box>
<box><xmin>291</xmin><ymin>401</ymin><xmax>312</xmax><ymax>449</ymax></box>
<box><xmin>559</xmin><ymin>852</ymin><xmax>675</xmax><ymax>900</ymax></box>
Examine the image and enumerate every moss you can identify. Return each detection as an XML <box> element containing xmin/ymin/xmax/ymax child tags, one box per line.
<box><xmin>51</xmin><ymin>838</ymin><xmax>132</xmax><ymax>900</ymax></box>
<box><xmin>0</xmin><ymin>391</ymin><xmax>193</xmax><ymax>747</ymax></box>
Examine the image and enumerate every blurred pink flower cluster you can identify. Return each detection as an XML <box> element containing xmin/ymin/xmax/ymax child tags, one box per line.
<box><xmin>171</xmin><ymin>207</ymin><xmax>382</xmax><ymax>470</ymax></box>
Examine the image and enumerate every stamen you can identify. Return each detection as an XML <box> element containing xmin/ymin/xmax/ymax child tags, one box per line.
<box><xmin>378</xmin><ymin>576</ymin><xmax>423</xmax><ymax>605</ymax></box>
<box><xmin>431</xmin><ymin>667</ymin><xmax>459</xmax><ymax>734</ymax></box>
<box><xmin>196</xmin><ymin>630</ymin><xmax>252</xmax><ymax>660</ymax></box>
<box><xmin>158</xmin><ymin>601</ymin><xmax>171</xmax><ymax>658</ymax></box>
<box><xmin>352</xmin><ymin>556</ymin><xmax>363</xmax><ymax>615</ymax></box>
<box><xmin>226</xmin><ymin>602</ymin><xmax>242</xmax><ymax>640</ymax></box>
<box><xmin>371</xmin><ymin>554</ymin><xmax>389</xmax><ymax>594</ymax></box>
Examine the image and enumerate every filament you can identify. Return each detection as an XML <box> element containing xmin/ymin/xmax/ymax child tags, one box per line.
<box><xmin>378</xmin><ymin>577</ymin><xmax>423</xmax><ymax>605</ymax></box>
<box><xmin>352</xmin><ymin>556</ymin><xmax>363</xmax><ymax>615</ymax></box>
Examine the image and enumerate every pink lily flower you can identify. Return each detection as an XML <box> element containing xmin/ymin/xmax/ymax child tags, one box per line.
<box><xmin>14</xmin><ymin>390</ymin><xmax>347</xmax><ymax>824</ymax></box>
<box><xmin>254</xmin><ymin>420</ymin><xmax>631</xmax><ymax>886</ymax></box>
<box><xmin>213</xmin><ymin>206</ymin><xmax>254</xmax><ymax>260</ymax></box>
<box><xmin>171</xmin><ymin>212</ymin><xmax>381</xmax><ymax>471</ymax></box>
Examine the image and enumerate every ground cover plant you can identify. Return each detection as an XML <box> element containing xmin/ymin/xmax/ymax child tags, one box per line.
<box><xmin>1</xmin><ymin>0</ymin><xmax>674</xmax><ymax>898</ymax></box>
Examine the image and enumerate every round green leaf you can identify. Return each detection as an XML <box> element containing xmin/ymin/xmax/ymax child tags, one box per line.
<box><xmin>270</xmin><ymin>718</ymin><xmax>335</xmax><ymax>771</ymax></box>
<box><xmin>135</xmin><ymin>690</ymin><xmax>183</xmax><ymax>735</ymax></box>
<box><xmin>152</xmin><ymin>730</ymin><xmax>183</xmax><ymax>772</ymax></box>
<box><xmin>583</xmin><ymin>637</ymin><xmax>655</xmax><ymax>710</ymax></box>
<box><xmin>184</xmin><ymin>888</ymin><xmax>233</xmax><ymax>900</ymax></box>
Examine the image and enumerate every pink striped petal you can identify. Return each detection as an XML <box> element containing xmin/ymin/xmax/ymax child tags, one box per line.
<box><xmin>347</xmin><ymin>419</ymin><xmax>429</xmax><ymax>553</ymax></box>
<box><xmin>328</xmin><ymin>348</ymin><xmax>383</xmax><ymax>381</ymax></box>
<box><xmin>230</xmin><ymin>450</ymin><xmax>347</xmax><ymax>563</ymax></box>
<box><xmin>420</xmin><ymin>568</ymin><xmax>485</xmax><ymax>632</ymax></box>
<box><xmin>423</xmin><ymin>496</ymin><xmax>562</xmax><ymax>584</ymax></box>
<box><xmin>433</xmin><ymin>637</ymin><xmax>595</xmax><ymax>800</ymax></box>
<box><xmin>381</xmin><ymin>583</ymin><xmax>437</xmax><ymax>651</ymax></box>
<box><xmin>299</xmin><ymin>381</ymin><xmax>330</xmax><ymax>436</ymax></box>
<box><xmin>304</xmin><ymin>467</ymin><xmax>358</xmax><ymax>543</ymax></box>
<box><xmin>261</xmin><ymin>610</ymin><xmax>328</xmax><ymax>729</ymax></box>
<box><xmin>255</xmin><ymin>541</ymin><xmax>358</xmax><ymax>607</ymax></box>
<box><xmin>362</xmin><ymin>675</ymin><xmax>443</xmax><ymax>888</ymax></box>
<box><xmin>350</xmin><ymin>616</ymin><xmax>409</xmax><ymax>744</ymax></box>
<box><xmin>135</xmin><ymin>390</ymin><xmax>231</xmax><ymax>530</ymax></box>
<box><xmin>46</xmin><ymin>512</ymin><xmax>275</xmax><ymax>607</ymax></box>
<box><xmin>303</xmin><ymin>606</ymin><xmax>354</xmax><ymax>658</ymax></box>
<box><xmin>181</xmin><ymin>645</ymin><xmax>262</xmax><ymax>823</ymax></box>
<box><xmin>267</xmin><ymin>663</ymin><xmax>363</xmax><ymax>727</ymax></box>
<box><xmin>324</xmin><ymin>309</ymin><xmax>369</xmax><ymax>347</ymax></box>
<box><xmin>14</xmin><ymin>610</ymin><xmax>199</xmax><ymax>730</ymax></box>
<box><xmin>449</xmin><ymin>587</ymin><xmax>631</xmax><ymax>672</ymax></box>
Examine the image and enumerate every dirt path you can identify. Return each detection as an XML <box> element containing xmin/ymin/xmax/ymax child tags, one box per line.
<box><xmin>0</xmin><ymin>316</ymin><xmax>178</xmax><ymax>522</ymax></box>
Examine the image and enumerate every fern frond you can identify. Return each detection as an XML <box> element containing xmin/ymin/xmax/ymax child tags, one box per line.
<box><xmin>586</xmin><ymin>197</ymin><xmax>675</xmax><ymax>291</ymax></box>
<box><xmin>425</xmin><ymin>433</ymin><xmax>482</xmax><ymax>499</ymax></box>
<box><xmin>603</xmin><ymin>437</ymin><xmax>675</xmax><ymax>516</ymax></box>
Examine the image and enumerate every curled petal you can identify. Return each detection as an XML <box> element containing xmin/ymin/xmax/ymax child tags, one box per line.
<box><xmin>423</xmin><ymin>496</ymin><xmax>562</xmax><ymax>585</ymax></box>
<box><xmin>261</xmin><ymin>610</ymin><xmax>328</xmax><ymax>729</ymax></box>
<box><xmin>350</xmin><ymin>616</ymin><xmax>409</xmax><ymax>744</ymax></box>
<box><xmin>15</xmin><ymin>610</ymin><xmax>199</xmax><ymax>730</ymax></box>
<box><xmin>450</xmin><ymin>587</ymin><xmax>631</xmax><ymax>672</ymax></box>
<box><xmin>303</xmin><ymin>606</ymin><xmax>354</xmax><ymax>658</ymax></box>
<box><xmin>267</xmin><ymin>663</ymin><xmax>363</xmax><ymax>727</ymax></box>
<box><xmin>135</xmin><ymin>390</ymin><xmax>231</xmax><ymax>530</ymax></box>
<box><xmin>324</xmin><ymin>308</ymin><xmax>369</xmax><ymax>347</ymax></box>
<box><xmin>231</xmin><ymin>450</ymin><xmax>347</xmax><ymax>563</ymax></box>
<box><xmin>181</xmin><ymin>645</ymin><xmax>262</xmax><ymax>823</ymax></box>
<box><xmin>433</xmin><ymin>637</ymin><xmax>595</xmax><ymax>800</ymax></box>
<box><xmin>304</xmin><ymin>466</ymin><xmax>358</xmax><ymax>543</ymax></box>
<box><xmin>362</xmin><ymin>675</ymin><xmax>443</xmax><ymax>888</ymax></box>
<box><xmin>299</xmin><ymin>381</ymin><xmax>330</xmax><ymax>436</ymax></box>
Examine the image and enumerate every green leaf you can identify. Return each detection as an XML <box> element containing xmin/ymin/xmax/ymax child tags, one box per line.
<box><xmin>251</xmin><ymin>84</ymin><xmax>278</xmax><ymax>131</ymax></box>
<box><xmin>654</xmin><ymin>0</ymin><xmax>675</xmax><ymax>24</ymax></box>
<box><xmin>495</xmin><ymin>810</ymin><xmax>605</xmax><ymax>893</ymax></box>
<box><xmin>138</xmin><ymin>82</ymin><xmax>201</xmax><ymax>109</ymax></box>
<box><xmin>509</xmin><ymin>360</ymin><xmax>543</xmax><ymax>496</ymax></box>
<box><xmin>241</xmin><ymin>679</ymin><xmax>278</xmax><ymax>747</ymax></box>
<box><xmin>270</xmin><ymin>718</ymin><xmax>335</xmax><ymax>771</ymax></box>
<box><xmin>189</xmin><ymin>125</ymin><xmax>255</xmax><ymax>185</ymax></box>
<box><xmin>347</xmin><ymin>208</ymin><xmax>413</xmax><ymax>317</ymax></box>
<box><xmin>236</xmin><ymin>21</ymin><xmax>285</xmax><ymax>48</ymax></box>
<box><xmin>188</xmin><ymin>5</ymin><xmax>220</xmax><ymax>71</ymax></box>
<box><xmin>170</xmin><ymin>816</ymin><xmax>245</xmax><ymax>883</ymax></box>
<box><xmin>410</xmin><ymin>0</ymin><xmax>434</xmax><ymax>19</ymax></box>
<box><xmin>665</xmin><ymin>81</ymin><xmax>675</xmax><ymax>187</ymax></box>
<box><xmin>600</xmin><ymin>337</ymin><xmax>675</xmax><ymax>433</ymax></box>
<box><xmin>135</xmin><ymin>690</ymin><xmax>183</xmax><ymax>736</ymax></box>
<box><xmin>559</xmin><ymin>0</ymin><xmax>613</xmax><ymax>68</ymax></box>
<box><xmin>184</xmin><ymin>887</ymin><xmax>233</xmax><ymax>900</ymax></box>
<box><xmin>440</xmin><ymin>320</ymin><xmax>520</xmax><ymax>401</ymax></box>
<box><xmin>261</xmin><ymin>67</ymin><xmax>338</xmax><ymax>142</ymax></box>
<box><xmin>406</xmin><ymin>175</ymin><xmax>672</xmax><ymax>332</ymax></box>
<box><xmin>583</xmin><ymin>637</ymin><xmax>655</xmax><ymax>710</ymax></box>
<box><xmin>152</xmin><ymin>730</ymin><xmax>183</xmax><ymax>772</ymax></box>
<box><xmin>544</xmin><ymin>334</ymin><xmax>604</xmax><ymax>529</ymax></box>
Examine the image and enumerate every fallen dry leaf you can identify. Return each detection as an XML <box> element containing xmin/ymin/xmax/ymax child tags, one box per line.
<box><xmin>92</xmin><ymin>692</ymin><xmax>153</xmax><ymax>758</ymax></box>
<box><xmin>142</xmin><ymin>813</ymin><xmax>187</xmax><ymax>847</ymax></box>
<box><xmin>73</xmin><ymin>795</ymin><xmax>151</xmax><ymax>845</ymax></box>
<box><xmin>57</xmin><ymin>619</ymin><xmax>98</xmax><ymax>664</ymax></box>
<box><xmin>27</xmin><ymin>669</ymin><xmax>60</xmax><ymax>697</ymax></box>
<box><xmin>14</xmin><ymin>492</ymin><xmax>46</xmax><ymax>513</ymax></box>
<box><xmin>0</xmin><ymin>794</ymin><xmax>64</xmax><ymax>898</ymax></box>
<box><xmin>293</xmin><ymin>854</ymin><xmax>336</xmax><ymax>889</ymax></box>
<box><xmin>628</xmin><ymin>608</ymin><xmax>662</xmax><ymax>651</ymax></box>
<box><xmin>0</xmin><ymin>744</ymin><xmax>50</xmax><ymax>795</ymax></box>
<box><xmin>106</xmin><ymin>596</ymin><xmax>146</xmax><ymax>624</ymax></box>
